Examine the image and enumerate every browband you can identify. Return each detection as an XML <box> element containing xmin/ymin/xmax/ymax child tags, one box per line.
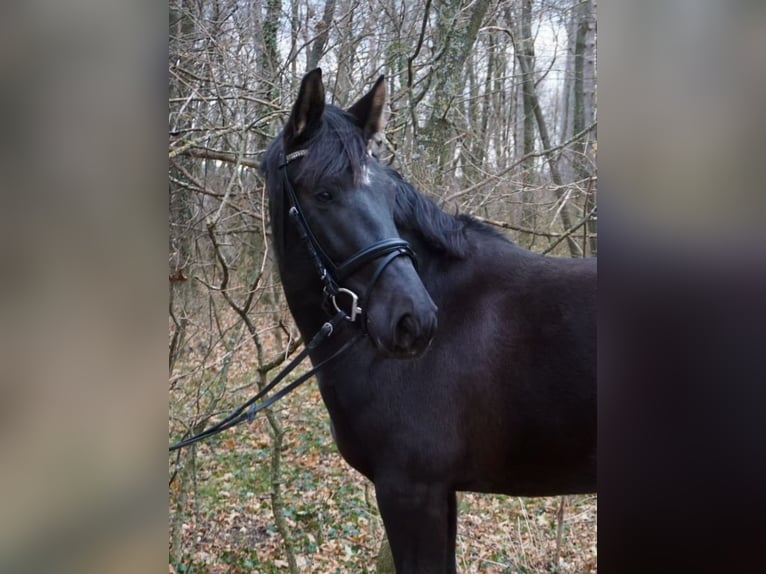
<box><xmin>284</xmin><ymin>149</ymin><xmax>309</xmax><ymax>164</ymax></box>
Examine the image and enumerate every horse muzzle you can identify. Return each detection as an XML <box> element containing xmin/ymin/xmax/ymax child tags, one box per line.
<box><xmin>367</xmin><ymin>297</ymin><xmax>438</xmax><ymax>359</ymax></box>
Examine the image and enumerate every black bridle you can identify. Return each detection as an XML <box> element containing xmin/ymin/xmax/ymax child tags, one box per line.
<box><xmin>169</xmin><ymin>309</ymin><xmax>356</xmax><ymax>452</ymax></box>
<box><xmin>281</xmin><ymin>148</ymin><xmax>416</xmax><ymax>323</ymax></box>
<box><xmin>168</xmin><ymin>148</ymin><xmax>418</xmax><ymax>452</ymax></box>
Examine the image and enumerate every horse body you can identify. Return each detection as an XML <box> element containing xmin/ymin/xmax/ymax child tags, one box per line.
<box><xmin>319</xmin><ymin>221</ymin><xmax>596</xmax><ymax>494</ymax></box>
<box><xmin>263</xmin><ymin>68</ymin><xmax>596</xmax><ymax>574</ymax></box>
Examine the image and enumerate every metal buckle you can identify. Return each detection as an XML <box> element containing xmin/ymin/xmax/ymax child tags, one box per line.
<box><xmin>331</xmin><ymin>288</ymin><xmax>362</xmax><ymax>322</ymax></box>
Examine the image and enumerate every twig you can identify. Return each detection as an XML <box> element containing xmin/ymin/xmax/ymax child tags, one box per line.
<box><xmin>470</xmin><ymin>213</ymin><xmax>597</xmax><ymax>239</ymax></box>
<box><xmin>542</xmin><ymin>205</ymin><xmax>597</xmax><ymax>255</ymax></box>
<box><xmin>178</xmin><ymin>146</ymin><xmax>262</xmax><ymax>170</ymax></box>
<box><xmin>442</xmin><ymin>122</ymin><xmax>597</xmax><ymax>204</ymax></box>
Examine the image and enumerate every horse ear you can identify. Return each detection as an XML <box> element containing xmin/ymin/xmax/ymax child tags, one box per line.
<box><xmin>347</xmin><ymin>75</ymin><xmax>386</xmax><ymax>141</ymax></box>
<box><xmin>284</xmin><ymin>68</ymin><xmax>325</xmax><ymax>149</ymax></box>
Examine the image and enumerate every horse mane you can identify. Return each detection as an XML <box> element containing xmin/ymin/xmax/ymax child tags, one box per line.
<box><xmin>387</xmin><ymin>167</ymin><xmax>513</xmax><ymax>259</ymax></box>
<box><xmin>382</xmin><ymin>168</ymin><xmax>466</xmax><ymax>258</ymax></box>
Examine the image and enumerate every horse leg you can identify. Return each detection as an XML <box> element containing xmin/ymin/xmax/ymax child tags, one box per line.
<box><xmin>446</xmin><ymin>490</ymin><xmax>457</xmax><ymax>574</ymax></box>
<box><xmin>375</xmin><ymin>479</ymin><xmax>452</xmax><ymax>574</ymax></box>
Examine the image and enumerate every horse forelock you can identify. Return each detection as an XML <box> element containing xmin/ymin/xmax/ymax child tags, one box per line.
<box><xmin>262</xmin><ymin>105</ymin><xmax>373</xmax><ymax>260</ymax></box>
<box><xmin>296</xmin><ymin>105</ymin><xmax>369</xmax><ymax>187</ymax></box>
<box><xmin>263</xmin><ymin>105</ymin><xmax>369</xmax><ymax>190</ymax></box>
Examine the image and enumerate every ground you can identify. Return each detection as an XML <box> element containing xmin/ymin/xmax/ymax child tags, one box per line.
<box><xmin>169</xmin><ymin>380</ymin><xmax>596</xmax><ymax>573</ymax></box>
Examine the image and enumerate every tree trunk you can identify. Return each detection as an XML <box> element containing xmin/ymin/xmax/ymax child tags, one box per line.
<box><xmin>423</xmin><ymin>0</ymin><xmax>492</xmax><ymax>184</ymax></box>
<box><xmin>307</xmin><ymin>0</ymin><xmax>337</xmax><ymax>70</ymax></box>
<box><xmin>508</xmin><ymin>5</ymin><xmax>581</xmax><ymax>257</ymax></box>
<box><xmin>519</xmin><ymin>0</ymin><xmax>537</xmax><ymax>231</ymax></box>
<box><xmin>262</xmin><ymin>0</ymin><xmax>282</xmax><ymax>103</ymax></box>
<box><xmin>581</xmin><ymin>0</ymin><xmax>598</xmax><ymax>255</ymax></box>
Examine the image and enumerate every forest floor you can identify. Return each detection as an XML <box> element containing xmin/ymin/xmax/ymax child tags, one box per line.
<box><xmin>170</xmin><ymin>378</ymin><xmax>597</xmax><ymax>573</ymax></box>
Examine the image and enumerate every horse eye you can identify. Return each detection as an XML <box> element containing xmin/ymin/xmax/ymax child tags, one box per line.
<box><xmin>314</xmin><ymin>190</ymin><xmax>333</xmax><ymax>203</ymax></box>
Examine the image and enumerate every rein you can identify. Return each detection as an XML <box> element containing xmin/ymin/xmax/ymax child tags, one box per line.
<box><xmin>168</xmin><ymin>148</ymin><xmax>416</xmax><ymax>452</ymax></box>
<box><xmin>169</xmin><ymin>311</ymin><xmax>360</xmax><ymax>451</ymax></box>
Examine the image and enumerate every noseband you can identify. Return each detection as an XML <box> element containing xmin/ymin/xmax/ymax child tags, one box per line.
<box><xmin>280</xmin><ymin>149</ymin><xmax>416</xmax><ymax>322</ymax></box>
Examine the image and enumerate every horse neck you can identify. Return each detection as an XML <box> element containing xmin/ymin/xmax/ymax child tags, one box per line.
<box><xmin>397</xmin><ymin>228</ymin><xmax>458</xmax><ymax>302</ymax></box>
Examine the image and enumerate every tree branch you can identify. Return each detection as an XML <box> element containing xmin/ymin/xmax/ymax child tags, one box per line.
<box><xmin>470</xmin><ymin>213</ymin><xmax>597</xmax><ymax>239</ymax></box>
<box><xmin>542</xmin><ymin>205</ymin><xmax>597</xmax><ymax>255</ymax></box>
<box><xmin>177</xmin><ymin>147</ymin><xmax>261</xmax><ymax>170</ymax></box>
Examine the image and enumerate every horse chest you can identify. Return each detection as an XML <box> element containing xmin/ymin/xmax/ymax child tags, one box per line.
<box><xmin>316</xmin><ymin>376</ymin><xmax>381</xmax><ymax>479</ymax></box>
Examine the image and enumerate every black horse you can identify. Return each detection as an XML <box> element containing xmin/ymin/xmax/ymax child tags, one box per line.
<box><xmin>261</xmin><ymin>69</ymin><xmax>596</xmax><ymax>574</ymax></box>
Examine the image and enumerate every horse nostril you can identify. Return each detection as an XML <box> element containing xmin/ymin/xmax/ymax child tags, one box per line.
<box><xmin>394</xmin><ymin>314</ymin><xmax>417</xmax><ymax>350</ymax></box>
